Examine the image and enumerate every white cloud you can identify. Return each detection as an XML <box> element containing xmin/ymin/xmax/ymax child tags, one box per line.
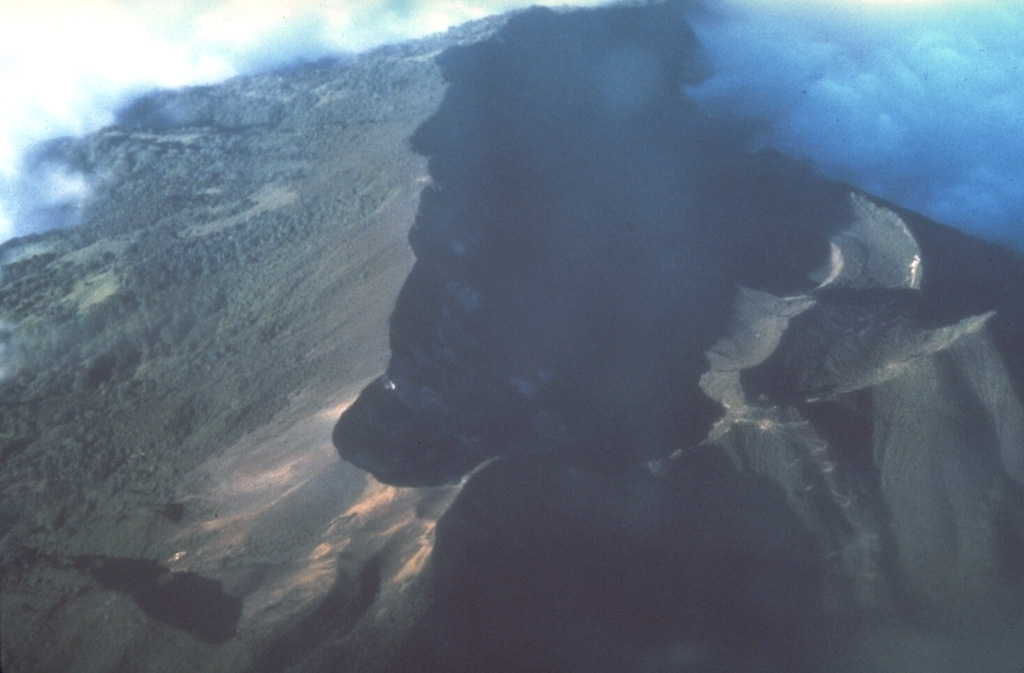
<box><xmin>688</xmin><ymin>0</ymin><xmax>1024</xmax><ymax>247</ymax></box>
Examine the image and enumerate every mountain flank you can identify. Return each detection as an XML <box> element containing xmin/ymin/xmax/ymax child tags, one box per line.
<box><xmin>2</xmin><ymin>3</ymin><xmax>1024</xmax><ymax>673</ymax></box>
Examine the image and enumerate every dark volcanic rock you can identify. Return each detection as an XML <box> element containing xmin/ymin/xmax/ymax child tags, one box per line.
<box><xmin>412</xmin><ymin>453</ymin><xmax>834</xmax><ymax>673</ymax></box>
<box><xmin>333</xmin><ymin>2</ymin><xmax>1024</xmax><ymax>671</ymax></box>
<box><xmin>334</xmin><ymin>2</ymin><xmax>854</xmax><ymax>485</ymax></box>
<box><xmin>73</xmin><ymin>555</ymin><xmax>242</xmax><ymax>644</ymax></box>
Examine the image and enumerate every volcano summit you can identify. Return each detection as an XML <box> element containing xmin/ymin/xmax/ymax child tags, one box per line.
<box><xmin>333</xmin><ymin>3</ymin><xmax>1024</xmax><ymax>671</ymax></box>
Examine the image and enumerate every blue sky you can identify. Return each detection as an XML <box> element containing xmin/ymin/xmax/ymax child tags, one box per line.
<box><xmin>0</xmin><ymin>0</ymin><xmax>1021</xmax><ymax>248</ymax></box>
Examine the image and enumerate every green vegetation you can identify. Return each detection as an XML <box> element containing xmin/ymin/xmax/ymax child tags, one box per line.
<box><xmin>0</xmin><ymin>47</ymin><xmax>445</xmax><ymax>562</ymax></box>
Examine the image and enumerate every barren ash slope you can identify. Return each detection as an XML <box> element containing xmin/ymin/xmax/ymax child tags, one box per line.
<box><xmin>2</xmin><ymin>1</ymin><xmax>1024</xmax><ymax>673</ymax></box>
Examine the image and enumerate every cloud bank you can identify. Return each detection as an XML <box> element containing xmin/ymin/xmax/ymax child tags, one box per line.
<box><xmin>0</xmin><ymin>0</ymin><xmax>1021</xmax><ymax>249</ymax></box>
<box><xmin>687</xmin><ymin>0</ymin><xmax>1024</xmax><ymax>248</ymax></box>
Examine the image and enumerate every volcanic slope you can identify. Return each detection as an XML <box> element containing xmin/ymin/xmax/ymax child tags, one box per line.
<box><xmin>332</xmin><ymin>4</ymin><xmax>1024</xmax><ymax>672</ymax></box>
<box><xmin>0</xmin><ymin>21</ymin><xmax>499</xmax><ymax>673</ymax></box>
<box><xmin>2</xmin><ymin>2</ymin><xmax>1024</xmax><ymax>673</ymax></box>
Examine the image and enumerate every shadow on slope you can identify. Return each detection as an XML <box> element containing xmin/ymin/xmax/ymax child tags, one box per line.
<box><xmin>333</xmin><ymin>1</ymin><xmax>852</xmax><ymax>486</ymax></box>
<box><xmin>329</xmin><ymin>1</ymin><xmax>1024</xmax><ymax>671</ymax></box>
<box><xmin>397</xmin><ymin>452</ymin><xmax>837</xmax><ymax>673</ymax></box>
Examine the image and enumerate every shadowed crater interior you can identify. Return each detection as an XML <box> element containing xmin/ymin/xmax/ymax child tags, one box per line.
<box><xmin>330</xmin><ymin>1</ymin><xmax>1024</xmax><ymax>671</ymax></box>
<box><xmin>332</xmin><ymin>1</ymin><xmax>850</xmax><ymax>486</ymax></box>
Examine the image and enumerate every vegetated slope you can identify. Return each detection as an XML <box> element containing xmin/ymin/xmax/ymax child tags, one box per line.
<box><xmin>0</xmin><ymin>25</ymin><xmax>498</xmax><ymax>672</ymax></box>
<box><xmin>0</xmin><ymin>54</ymin><xmax>433</xmax><ymax>551</ymax></box>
